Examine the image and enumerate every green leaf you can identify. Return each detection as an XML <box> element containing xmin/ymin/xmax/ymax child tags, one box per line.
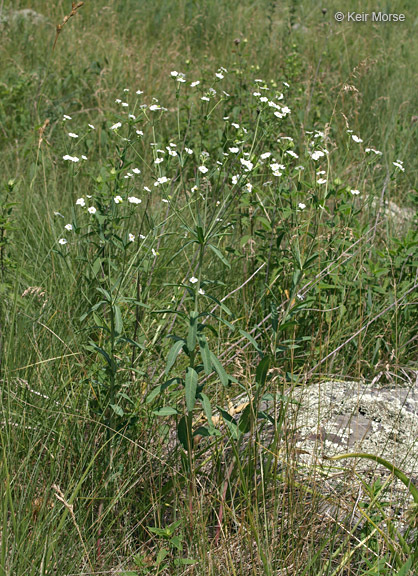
<box><xmin>177</xmin><ymin>415</ymin><xmax>190</xmax><ymax>451</ymax></box>
<box><xmin>113</xmin><ymin>304</ymin><xmax>123</xmax><ymax>336</ymax></box>
<box><xmin>153</xmin><ymin>406</ymin><xmax>179</xmax><ymax>416</ymax></box>
<box><xmin>199</xmin><ymin>392</ymin><xmax>213</xmax><ymax>424</ymax></box>
<box><xmin>256</xmin><ymin>356</ymin><xmax>270</xmax><ymax>390</ymax></box>
<box><xmin>110</xmin><ymin>404</ymin><xmax>124</xmax><ymax>417</ymax></box>
<box><xmin>198</xmin><ymin>334</ymin><xmax>212</xmax><ymax>374</ymax></box>
<box><xmin>208</xmin><ymin>243</ymin><xmax>231</xmax><ymax>268</ymax></box>
<box><xmin>165</xmin><ymin>339</ymin><xmax>185</xmax><ymax>375</ymax></box>
<box><xmin>238</xmin><ymin>328</ymin><xmax>262</xmax><ymax>353</ymax></box>
<box><xmin>217</xmin><ymin>407</ymin><xmax>239</xmax><ymax>439</ymax></box>
<box><xmin>187</xmin><ymin>311</ymin><xmax>198</xmax><ymax>352</ymax></box>
<box><xmin>185</xmin><ymin>367</ymin><xmax>198</xmax><ymax>413</ymax></box>
<box><xmin>209</xmin><ymin>351</ymin><xmax>229</xmax><ymax>386</ymax></box>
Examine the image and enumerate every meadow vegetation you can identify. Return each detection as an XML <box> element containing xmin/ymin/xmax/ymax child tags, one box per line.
<box><xmin>0</xmin><ymin>0</ymin><xmax>417</xmax><ymax>574</ymax></box>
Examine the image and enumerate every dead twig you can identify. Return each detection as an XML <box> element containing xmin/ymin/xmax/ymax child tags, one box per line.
<box><xmin>53</xmin><ymin>2</ymin><xmax>84</xmax><ymax>51</ymax></box>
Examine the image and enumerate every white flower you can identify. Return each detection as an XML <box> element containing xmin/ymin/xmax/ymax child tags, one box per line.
<box><xmin>352</xmin><ymin>135</ymin><xmax>363</xmax><ymax>143</ymax></box>
<box><xmin>115</xmin><ymin>99</ymin><xmax>122</xmax><ymax>103</ymax></box>
<box><xmin>298</xmin><ymin>203</ymin><xmax>306</xmax><ymax>210</ymax></box>
<box><xmin>162</xmin><ymin>198</ymin><xmax>169</xmax><ymax>203</ymax></box>
<box><xmin>136</xmin><ymin>130</ymin><xmax>144</xmax><ymax>136</ymax></box>
<box><xmin>393</xmin><ymin>161</ymin><xmax>405</xmax><ymax>172</ymax></box>
<box><xmin>350</xmin><ymin>189</ymin><xmax>360</xmax><ymax>195</ymax></box>
<box><xmin>154</xmin><ymin>158</ymin><xmax>164</xmax><ymax>164</ymax></box>
<box><xmin>114</xmin><ymin>196</ymin><xmax>123</xmax><ymax>204</ymax></box>
<box><xmin>270</xmin><ymin>163</ymin><xmax>285</xmax><ymax>172</ymax></box>
<box><xmin>81</xmin><ymin>155</ymin><xmax>88</xmax><ymax>160</ymax></box>
<box><xmin>215</xmin><ymin>72</ymin><xmax>224</xmax><ymax>79</ymax></box>
<box><xmin>277</xmin><ymin>93</ymin><xmax>284</xmax><ymax>100</ymax></box>
<box><xmin>189</xmin><ymin>276</ymin><xmax>198</xmax><ymax>284</ymax></box>
<box><xmin>154</xmin><ymin>176</ymin><xmax>170</xmax><ymax>186</ymax></box>
<box><xmin>317</xmin><ymin>170</ymin><xmax>326</xmax><ymax>175</ymax></box>
<box><xmin>123</xmin><ymin>88</ymin><xmax>129</xmax><ymax>92</ymax></box>
<box><xmin>274</xmin><ymin>111</ymin><xmax>283</xmax><ymax>119</ymax></box>
<box><xmin>198</xmin><ymin>165</ymin><xmax>208</xmax><ymax>174</ymax></box>
<box><xmin>76</xmin><ymin>198</ymin><xmax>85</xmax><ymax>207</ymax></box>
<box><xmin>229</xmin><ymin>147</ymin><xmax>239</xmax><ymax>153</ymax></box>
<box><xmin>144</xmin><ymin>186</ymin><xmax>151</xmax><ymax>192</ymax></box>
<box><xmin>314</xmin><ymin>131</ymin><xmax>324</xmax><ymax>139</ymax></box>
<box><xmin>58</xmin><ymin>238</ymin><xmax>67</xmax><ymax>245</ymax></box>
<box><xmin>110</xmin><ymin>122</ymin><xmax>122</xmax><ymax>130</ymax></box>
<box><xmin>88</xmin><ymin>206</ymin><xmax>97</xmax><ymax>214</ymax></box>
<box><xmin>149</xmin><ymin>104</ymin><xmax>161</xmax><ymax>111</ymax></box>
<box><xmin>198</xmin><ymin>288</ymin><xmax>205</xmax><ymax>295</ymax></box>
<box><xmin>253</xmin><ymin>92</ymin><xmax>261</xmax><ymax>97</ymax></box>
<box><xmin>63</xmin><ymin>115</ymin><xmax>72</xmax><ymax>120</ymax></box>
<box><xmin>152</xmin><ymin>248</ymin><xmax>158</xmax><ymax>257</ymax></box>
<box><xmin>64</xmin><ymin>224</ymin><xmax>73</xmax><ymax>231</ymax></box>
<box><xmin>281</xmin><ymin>106</ymin><xmax>291</xmax><ymax>115</ymax></box>
<box><xmin>286</xmin><ymin>150</ymin><xmax>299</xmax><ymax>158</ymax></box>
<box><xmin>88</xmin><ymin>124</ymin><xmax>95</xmax><ymax>130</ymax></box>
<box><xmin>259</xmin><ymin>96</ymin><xmax>268</xmax><ymax>103</ymax></box>
<box><xmin>317</xmin><ymin>178</ymin><xmax>327</xmax><ymax>185</ymax></box>
<box><xmin>128</xmin><ymin>196</ymin><xmax>142</xmax><ymax>204</ymax></box>
<box><xmin>232</xmin><ymin>175</ymin><xmax>239</xmax><ymax>185</ymax></box>
<box><xmin>255</xmin><ymin>79</ymin><xmax>264</xmax><ymax>83</ymax></box>
<box><xmin>311</xmin><ymin>150</ymin><xmax>325</xmax><ymax>161</ymax></box>
<box><xmin>245</xmin><ymin>183</ymin><xmax>253</xmax><ymax>193</ymax></box>
<box><xmin>170</xmin><ymin>71</ymin><xmax>179</xmax><ymax>77</ymax></box>
<box><xmin>365</xmin><ymin>147</ymin><xmax>382</xmax><ymax>155</ymax></box>
<box><xmin>54</xmin><ymin>211</ymin><xmax>64</xmax><ymax>218</ymax></box>
<box><xmin>201</xmin><ymin>96</ymin><xmax>210</xmax><ymax>102</ymax></box>
<box><xmin>185</xmin><ymin>147</ymin><xmax>193</xmax><ymax>155</ymax></box>
<box><xmin>283</xmin><ymin>81</ymin><xmax>290</xmax><ymax>87</ymax></box>
<box><xmin>240</xmin><ymin>158</ymin><xmax>253</xmax><ymax>171</ymax></box>
<box><xmin>295</xmin><ymin>165</ymin><xmax>304</xmax><ymax>171</ymax></box>
<box><xmin>128</xmin><ymin>233</ymin><xmax>135</xmax><ymax>242</ymax></box>
<box><xmin>129</xmin><ymin>114</ymin><xmax>136</xmax><ymax>119</ymax></box>
<box><xmin>121</xmin><ymin>102</ymin><xmax>128</xmax><ymax>107</ymax></box>
<box><xmin>63</xmin><ymin>155</ymin><xmax>79</xmax><ymax>162</ymax></box>
<box><xmin>231</xmin><ymin>123</ymin><xmax>240</xmax><ymax>129</ymax></box>
<box><xmin>190</xmin><ymin>81</ymin><xmax>200</xmax><ymax>87</ymax></box>
<box><xmin>136</xmin><ymin>89</ymin><xmax>144</xmax><ymax>95</ymax></box>
<box><xmin>168</xmin><ymin>149</ymin><xmax>177</xmax><ymax>157</ymax></box>
<box><xmin>132</xmin><ymin>168</ymin><xmax>141</xmax><ymax>174</ymax></box>
<box><xmin>177</xmin><ymin>76</ymin><xmax>186</xmax><ymax>83</ymax></box>
<box><xmin>272</xmin><ymin>171</ymin><xmax>283</xmax><ymax>177</ymax></box>
<box><xmin>260</xmin><ymin>152</ymin><xmax>271</xmax><ymax>160</ymax></box>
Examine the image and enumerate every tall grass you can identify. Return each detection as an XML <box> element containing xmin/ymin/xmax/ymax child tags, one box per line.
<box><xmin>0</xmin><ymin>1</ymin><xmax>417</xmax><ymax>574</ymax></box>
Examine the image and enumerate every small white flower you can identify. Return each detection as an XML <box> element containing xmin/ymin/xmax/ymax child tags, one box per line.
<box><xmin>350</xmin><ymin>189</ymin><xmax>360</xmax><ymax>195</ymax></box>
<box><xmin>231</xmin><ymin>123</ymin><xmax>240</xmax><ymax>129</ymax></box>
<box><xmin>259</xmin><ymin>96</ymin><xmax>268</xmax><ymax>103</ymax></box>
<box><xmin>189</xmin><ymin>276</ymin><xmax>198</xmax><ymax>284</ymax></box>
<box><xmin>123</xmin><ymin>88</ymin><xmax>129</xmax><ymax>92</ymax></box>
<box><xmin>232</xmin><ymin>175</ymin><xmax>239</xmax><ymax>185</ymax></box>
<box><xmin>260</xmin><ymin>152</ymin><xmax>271</xmax><ymax>160</ymax></box>
<box><xmin>168</xmin><ymin>149</ymin><xmax>177</xmax><ymax>157</ymax></box>
<box><xmin>76</xmin><ymin>198</ymin><xmax>85</xmax><ymax>207</ymax></box>
<box><xmin>154</xmin><ymin>176</ymin><xmax>170</xmax><ymax>186</ymax></box>
<box><xmin>154</xmin><ymin>158</ymin><xmax>164</xmax><ymax>164</ymax></box>
<box><xmin>88</xmin><ymin>124</ymin><xmax>95</xmax><ymax>130</ymax></box>
<box><xmin>63</xmin><ymin>155</ymin><xmax>79</xmax><ymax>162</ymax></box>
<box><xmin>274</xmin><ymin>111</ymin><xmax>283</xmax><ymax>119</ymax></box>
<box><xmin>201</xmin><ymin>96</ymin><xmax>210</xmax><ymax>102</ymax></box>
<box><xmin>81</xmin><ymin>155</ymin><xmax>88</xmax><ymax>160</ymax></box>
<box><xmin>121</xmin><ymin>102</ymin><xmax>129</xmax><ymax>107</ymax></box>
<box><xmin>149</xmin><ymin>104</ymin><xmax>161</xmax><ymax>111</ymax></box>
<box><xmin>283</xmin><ymin>81</ymin><xmax>290</xmax><ymax>88</ymax></box>
<box><xmin>190</xmin><ymin>81</ymin><xmax>200</xmax><ymax>87</ymax></box>
<box><xmin>317</xmin><ymin>178</ymin><xmax>327</xmax><ymax>185</ymax></box>
<box><xmin>115</xmin><ymin>99</ymin><xmax>122</xmax><ymax>103</ymax></box>
<box><xmin>110</xmin><ymin>122</ymin><xmax>122</xmax><ymax>130</ymax></box>
<box><xmin>245</xmin><ymin>183</ymin><xmax>253</xmax><ymax>193</ymax></box>
<box><xmin>253</xmin><ymin>92</ymin><xmax>261</xmax><ymax>97</ymax></box>
<box><xmin>393</xmin><ymin>161</ymin><xmax>405</xmax><ymax>172</ymax></box>
<box><xmin>129</xmin><ymin>114</ymin><xmax>136</xmax><ymax>119</ymax></box>
<box><xmin>88</xmin><ymin>206</ymin><xmax>97</xmax><ymax>214</ymax></box>
<box><xmin>136</xmin><ymin>130</ymin><xmax>144</xmax><ymax>136</ymax></box>
<box><xmin>132</xmin><ymin>168</ymin><xmax>141</xmax><ymax>174</ymax></box>
<box><xmin>58</xmin><ymin>238</ymin><xmax>67</xmax><ymax>245</ymax></box>
<box><xmin>170</xmin><ymin>71</ymin><xmax>179</xmax><ymax>77</ymax></box>
<box><xmin>295</xmin><ymin>165</ymin><xmax>304</xmax><ymax>171</ymax></box>
<box><xmin>286</xmin><ymin>150</ymin><xmax>299</xmax><ymax>158</ymax></box>
<box><xmin>114</xmin><ymin>196</ymin><xmax>123</xmax><ymax>204</ymax></box>
<box><xmin>191</xmin><ymin>186</ymin><xmax>198</xmax><ymax>192</ymax></box>
<box><xmin>64</xmin><ymin>224</ymin><xmax>73</xmax><ymax>231</ymax></box>
<box><xmin>185</xmin><ymin>147</ymin><xmax>193</xmax><ymax>155</ymax></box>
<box><xmin>317</xmin><ymin>170</ymin><xmax>326</xmax><ymax>175</ymax></box>
<box><xmin>240</xmin><ymin>158</ymin><xmax>253</xmax><ymax>171</ymax></box>
<box><xmin>365</xmin><ymin>147</ymin><xmax>383</xmax><ymax>155</ymax></box>
<box><xmin>128</xmin><ymin>196</ymin><xmax>142</xmax><ymax>204</ymax></box>
<box><xmin>177</xmin><ymin>76</ymin><xmax>186</xmax><ymax>83</ymax></box>
<box><xmin>229</xmin><ymin>147</ymin><xmax>239</xmax><ymax>153</ymax></box>
<box><xmin>144</xmin><ymin>186</ymin><xmax>151</xmax><ymax>192</ymax></box>
<box><xmin>136</xmin><ymin>89</ymin><xmax>144</xmax><ymax>95</ymax></box>
<box><xmin>215</xmin><ymin>72</ymin><xmax>224</xmax><ymax>79</ymax></box>
<box><xmin>128</xmin><ymin>233</ymin><xmax>135</xmax><ymax>242</ymax></box>
<box><xmin>162</xmin><ymin>198</ymin><xmax>169</xmax><ymax>203</ymax></box>
<box><xmin>54</xmin><ymin>211</ymin><xmax>64</xmax><ymax>218</ymax></box>
<box><xmin>311</xmin><ymin>150</ymin><xmax>325</xmax><ymax>161</ymax></box>
<box><xmin>270</xmin><ymin>163</ymin><xmax>285</xmax><ymax>172</ymax></box>
<box><xmin>298</xmin><ymin>203</ymin><xmax>306</xmax><ymax>210</ymax></box>
<box><xmin>281</xmin><ymin>106</ymin><xmax>291</xmax><ymax>115</ymax></box>
<box><xmin>152</xmin><ymin>248</ymin><xmax>158</xmax><ymax>257</ymax></box>
<box><xmin>255</xmin><ymin>79</ymin><xmax>264</xmax><ymax>83</ymax></box>
<box><xmin>198</xmin><ymin>165</ymin><xmax>208</xmax><ymax>174</ymax></box>
<box><xmin>198</xmin><ymin>288</ymin><xmax>205</xmax><ymax>295</ymax></box>
<box><xmin>63</xmin><ymin>115</ymin><xmax>72</xmax><ymax>120</ymax></box>
<box><xmin>352</xmin><ymin>135</ymin><xmax>363</xmax><ymax>143</ymax></box>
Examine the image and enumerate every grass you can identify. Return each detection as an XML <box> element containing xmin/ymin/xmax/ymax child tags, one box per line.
<box><xmin>0</xmin><ymin>0</ymin><xmax>417</xmax><ymax>574</ymax></box>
